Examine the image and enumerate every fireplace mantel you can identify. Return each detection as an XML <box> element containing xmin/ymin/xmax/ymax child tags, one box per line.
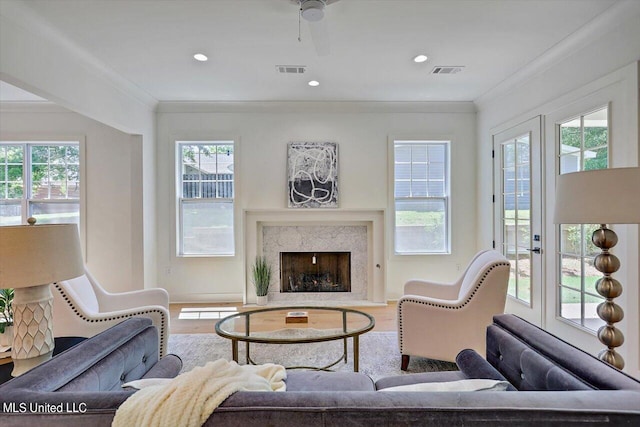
<box><xmin>244</xmin><ymin>209</ymin><xmax>386</xmax><ymax>305</ymax></box>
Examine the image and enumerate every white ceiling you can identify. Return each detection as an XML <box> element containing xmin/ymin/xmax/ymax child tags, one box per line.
<box><xmin>1</xmin><ymin>0</ymin><xmax>619</xmax><ymax>103</ymax></box>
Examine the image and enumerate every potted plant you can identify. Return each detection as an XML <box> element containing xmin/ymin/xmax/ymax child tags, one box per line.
<box><xmin>0</xmin><ymin>288</ymin><xmax>14</xmax><ymax>348</ymax></box>
<box><xmin>252</xmin><ymin>256</ymin><xmax>272</xmax><ymax>306</ymax></box>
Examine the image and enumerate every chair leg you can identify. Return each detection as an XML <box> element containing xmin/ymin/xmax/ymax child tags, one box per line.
<box><xmin>401</xmin><ymin>355</ymin><xmax>410</xmax><ymax>371</ymax></box>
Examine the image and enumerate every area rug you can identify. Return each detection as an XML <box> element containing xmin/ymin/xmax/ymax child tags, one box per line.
<box><xmin>168</xmin><ymin>331</ymin><xmax>457</xmax><ymax>381</ymax></box>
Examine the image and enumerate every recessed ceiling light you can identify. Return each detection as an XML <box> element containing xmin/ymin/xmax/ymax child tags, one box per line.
<box><xmin>193</xmin><ymin>53</ymin><xmax>208</xmax><ymax>62</ymax></box>
<box><xmin>308</xmin><ymin>80</ymin><xmax>320</xmax><ymax>87</ymax></box>
<box><xmin>413</xmin><ymin>54</ymin><xmax>428</xmax><ymax>63</ymax></box>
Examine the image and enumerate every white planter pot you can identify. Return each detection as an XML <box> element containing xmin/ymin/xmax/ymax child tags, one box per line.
<box><xmin>0</xmin><ymin>325</ymin><xmax>13</xmax><ymax>348</ymax></box>
<box><xmin>256</xmin><ymin>295</ymin><xmax>268</xmax><ymax>306</ymax></box>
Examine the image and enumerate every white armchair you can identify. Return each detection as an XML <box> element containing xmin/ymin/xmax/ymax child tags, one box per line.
<box><xmin>52</xmin><ymin>270</ymin><xmax>170</xmax><ymax>357</ymax></box>
<box><xmin>398</xmin><ymin>250</ymin><xmax>510</xmax><ymax>369</ymax></box>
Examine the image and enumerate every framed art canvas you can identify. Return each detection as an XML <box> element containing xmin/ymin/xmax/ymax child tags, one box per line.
<box><xmin>287</xmin><ymin>142</ymin><xmax>338</xmax><ymax>208</ymax></box>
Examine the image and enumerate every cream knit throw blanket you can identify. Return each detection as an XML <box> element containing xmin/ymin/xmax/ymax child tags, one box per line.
<box><xmin>112</xmin><ymin>359</ymin><xmax>286</xmax><ymax>427</ymax></box>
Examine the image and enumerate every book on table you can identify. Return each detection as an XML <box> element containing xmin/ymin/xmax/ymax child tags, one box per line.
<box><xmin>285</xmin><ymin>311</ymin><xmax>309</xmax><ymax>323</ymax></box>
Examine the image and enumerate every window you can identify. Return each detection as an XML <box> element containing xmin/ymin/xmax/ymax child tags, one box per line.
<box><xmin>393</xmin><ymin>140</ymin><xmax>450</xmax><ymax>254</ymax></box>
<box><xmin>501</xmin><ymin>133</ymin><xmax>532</xmax><ymax>304</ymax></box>
<box><xmin>0</xmin><ymin>142</ymin><xmax>80</xmax><ymax>226</ymax></box>
<box><xmin>557</xmin><ymin>106</ymin><xmax>608</xmax><ymax>331</ymax></box>
<box><xmin>177</xmin><ymin>141</ymin><xmax>235</xmax><ymax>256</ymax></box>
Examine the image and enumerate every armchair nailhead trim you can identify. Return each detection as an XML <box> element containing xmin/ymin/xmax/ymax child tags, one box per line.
<box><xmin>398</xmin><ymin>261</ymin><xmax>510</xmax><ymax>353</ymax></box>
<box><xmin>53</xmin><ymin>283</ymin><xmax>168</xmax><ymax>356</ymax></box>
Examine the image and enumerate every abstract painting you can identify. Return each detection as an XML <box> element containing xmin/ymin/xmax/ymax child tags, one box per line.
<box><xmin>287</xmin><ymin>142</ymin><xmax>338</xmax><ymax>208</ymax></box>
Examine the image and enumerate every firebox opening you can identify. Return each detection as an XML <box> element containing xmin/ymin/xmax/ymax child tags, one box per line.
<box><xmin>280</xmin><ymin>252</ymin><xmax>351</xmax><ymax>293</ymax></box>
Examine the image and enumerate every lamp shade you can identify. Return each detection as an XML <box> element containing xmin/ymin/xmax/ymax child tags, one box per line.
<box><xmin>553</xmin><ymin>167</ymin><xmax>640</xmax><ymax>225</ymax></box>
<box><xmin>0</xmin><ymin>223</ymin><xmax>84</xmax><ymax>288</ymax></box>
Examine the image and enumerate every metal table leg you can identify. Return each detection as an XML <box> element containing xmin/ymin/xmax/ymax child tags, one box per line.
<box><xmin>231</xmin><ymin>339</ymin><xmax>238</xmax><ymax>362</ymax></box>
<box><xmin>353</xmin><ymin>335</ymin><xmax>360</xmax><ymax>372</ymax></box>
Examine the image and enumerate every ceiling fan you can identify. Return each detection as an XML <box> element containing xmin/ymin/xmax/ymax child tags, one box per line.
<box><xmin>289</xmin><ymin>0</ymin><xmax>340</xmax><ymax>56</ymax></box>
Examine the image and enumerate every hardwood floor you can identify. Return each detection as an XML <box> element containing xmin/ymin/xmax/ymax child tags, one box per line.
<box><xmin>169</xmin><ymin>302</ymin><xmax>398</xmax><ymax>334</ymax></box>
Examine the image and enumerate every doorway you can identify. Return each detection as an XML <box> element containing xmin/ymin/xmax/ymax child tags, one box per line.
<box><xmin>493</xmin><ymin>116</ymin><xmax>544</xmax><ymax>326</ymax></box>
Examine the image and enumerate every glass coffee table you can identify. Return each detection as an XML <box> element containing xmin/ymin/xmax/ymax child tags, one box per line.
<box><xmin>215</xmin><ymin>306</ymin><xmax>375</xmax><ymax>371</ymax></box>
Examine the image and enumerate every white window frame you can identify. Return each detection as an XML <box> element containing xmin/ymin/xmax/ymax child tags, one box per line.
<box><xmin>1</xmin><ymin>140</ymin><xmax>82</xmax><ymax>223</ymax></box>
<box><xmin>555</xmin><ymin>105</ymin><xmax>610</xmax><ymax>332</ymax></box>
<box><xmin>0</xmin><ymin>137</ymin><xmax>86</xmax><ymax>259</ymax></box>
<box><xmin>391</xmin><ymin>139</ymin><xmax>451</xmax><ymax>255</ymax></box>
<box><xmin>176</xmin><ymin>140</ymin><xmax>236</xmax><ymax>257</ymax></box>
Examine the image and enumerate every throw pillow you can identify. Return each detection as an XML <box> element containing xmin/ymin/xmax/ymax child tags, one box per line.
<box><xmin>378</xmin><ymin>379</ymin><xmax>510</xmax><ymax>392</ymax></box>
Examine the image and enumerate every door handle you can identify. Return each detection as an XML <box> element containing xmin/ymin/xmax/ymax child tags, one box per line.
<box><xmin>527</xmin><ymin>247</ymin><xmax>541</xmax><ymax>254</ymax></box>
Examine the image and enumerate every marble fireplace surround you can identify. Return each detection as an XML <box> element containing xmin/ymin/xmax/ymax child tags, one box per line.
<box><xmin>244</xmin><ymin>209</ymin><xmax>385</xmax><ymax>305</ymax></box>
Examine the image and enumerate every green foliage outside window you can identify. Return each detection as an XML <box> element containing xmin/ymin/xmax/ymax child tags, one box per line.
<box><xmin>181</xmin><ymin>144</ymin><xmax>233</xmax><ymax>164</ymax></box>
<box><xmin>0</xmin><ymin>146</ymin><xmax>24</xmax><ymax>198</ymax></box>
<box><xmin>559</xmin><ymin>126</ymin><xmax>608</xmax><ymax>170</ymax></box>
<box><xmin>0</xmin><ymin>145</ymin><xmax>79</xmax><ymax>200</ymax></box>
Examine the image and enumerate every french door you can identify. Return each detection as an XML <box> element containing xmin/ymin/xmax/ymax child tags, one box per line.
<box><xmin>493</xmin><ymin>116</ymin><xmax>544</xmax><ymax>326</ymax></box>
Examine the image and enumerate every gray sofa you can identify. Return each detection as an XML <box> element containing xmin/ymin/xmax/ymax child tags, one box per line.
<box><xmin>0</xmin><ymin>317</ymin><xmax>182</xmax><ymax>426</ymax></box>
<box><xmin>1</xmin><ymin>315</ymin><xmax>640</xmax><ymax>426</ymax></box>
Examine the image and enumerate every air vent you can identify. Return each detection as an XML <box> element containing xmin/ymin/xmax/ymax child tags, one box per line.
<box><xmin>431</xmin><ymin>66</ymin><xmax>464</xmax><ymax>75</ymax></box>
<box><xmin>276</xmin><ymin>65</ymin><xmax>307</xmax><ymax>74</ymax></box>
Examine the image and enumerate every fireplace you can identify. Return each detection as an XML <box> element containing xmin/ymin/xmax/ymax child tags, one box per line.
<box><xmin>280</xmin><ymin>252</ymin><xmax>351</xmax><ymax>293</ymax></box>
<box><xmin>245</xmin><ymin>211</ymin><xmax>385</xmax><ymax>304</ymax></box>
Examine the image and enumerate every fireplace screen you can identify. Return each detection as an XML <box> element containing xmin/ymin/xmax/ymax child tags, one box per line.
<box><xmin>280</xmin><ymin>252</ymin><xmax>351</xmax><ymax>293</ymax></box>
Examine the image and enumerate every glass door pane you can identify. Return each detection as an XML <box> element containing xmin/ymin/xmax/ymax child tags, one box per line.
<box><xmin>501</xmin><ymin>134</ymin><xmax>532</xmax><ymax>304</ymax></box>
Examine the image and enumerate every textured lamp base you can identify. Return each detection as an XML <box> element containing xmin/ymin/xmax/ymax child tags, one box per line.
<box><xmin>592</xmin><ymin>225</ymin><xmax>625</xmax><ymax>370</ymax></box>
<box><xmin>11</xmin><ymin>284</ymin><xmax>55</xmax><ymax>376</ymax></box>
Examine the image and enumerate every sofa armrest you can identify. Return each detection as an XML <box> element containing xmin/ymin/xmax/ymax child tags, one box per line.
<box><xmin>141</xmin><ymin>354</ymin><xmax>183</xmax><ymax>379</ymax></box>
<box><xmin>455</xmin><ymin>349</ymin><xmax>516</xmax><ymax>391</ymax></box>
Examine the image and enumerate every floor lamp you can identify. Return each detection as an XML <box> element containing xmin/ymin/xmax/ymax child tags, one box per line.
<box><xmin>0</xmin><ymin>219</ymin><xmax>84</xmax><ymax>376</ymax></box>
<box><xmin>553</xmin><ymin>167</ymin><xmax>640</xmax><ymax>370</ymax></box>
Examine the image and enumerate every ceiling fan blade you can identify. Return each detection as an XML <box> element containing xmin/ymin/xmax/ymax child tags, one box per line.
<box><xmin>308</xmin><ymin>19</ymin><xmax>330</xmax><ymax>56</ymax></box>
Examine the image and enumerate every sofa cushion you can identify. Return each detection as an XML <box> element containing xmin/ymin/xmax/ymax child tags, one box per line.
<box><xmin>63</xmin><ymin>274</ymin><xmax>100</xmax><ymax>312</ymax></box>
<box><xmin>375</xmin><ymin>370</ymin><xmax>465</xmax><ymax>390</ymax></box>
<box><xmin>285</xmin><ymin>371</ymin><xmax>375</xmax><ymax>391</ymax></box>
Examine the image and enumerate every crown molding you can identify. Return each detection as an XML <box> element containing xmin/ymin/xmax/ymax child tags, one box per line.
<box><xmin>0</xmin><ymin>101</ymin><xmax>69</xmax><ymax>113</ymax></box>
<box><xmin>156</xmin><ymin>101</ymin><xmax>476</xmax><ymax>114</ymax></box>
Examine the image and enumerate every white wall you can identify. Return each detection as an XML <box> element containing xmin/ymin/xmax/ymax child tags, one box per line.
<box><xmin>156</xmin><ymin>102</ymin><xmax>478</xmax><ymax>302</ymax></box>
<box><xmin>0</xmin><ymin>104</ymin><xmax>143</xmax><ymax>292</ymax></box>
<box><xmin>0</xmin><ymin>2</ymin><xmax>158</xmax><ymax>289</ymax></box>
<box><xmin>475</xmin><ymin>0</ymin><xmax>640</xmax><ymax>376</ymax></box>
